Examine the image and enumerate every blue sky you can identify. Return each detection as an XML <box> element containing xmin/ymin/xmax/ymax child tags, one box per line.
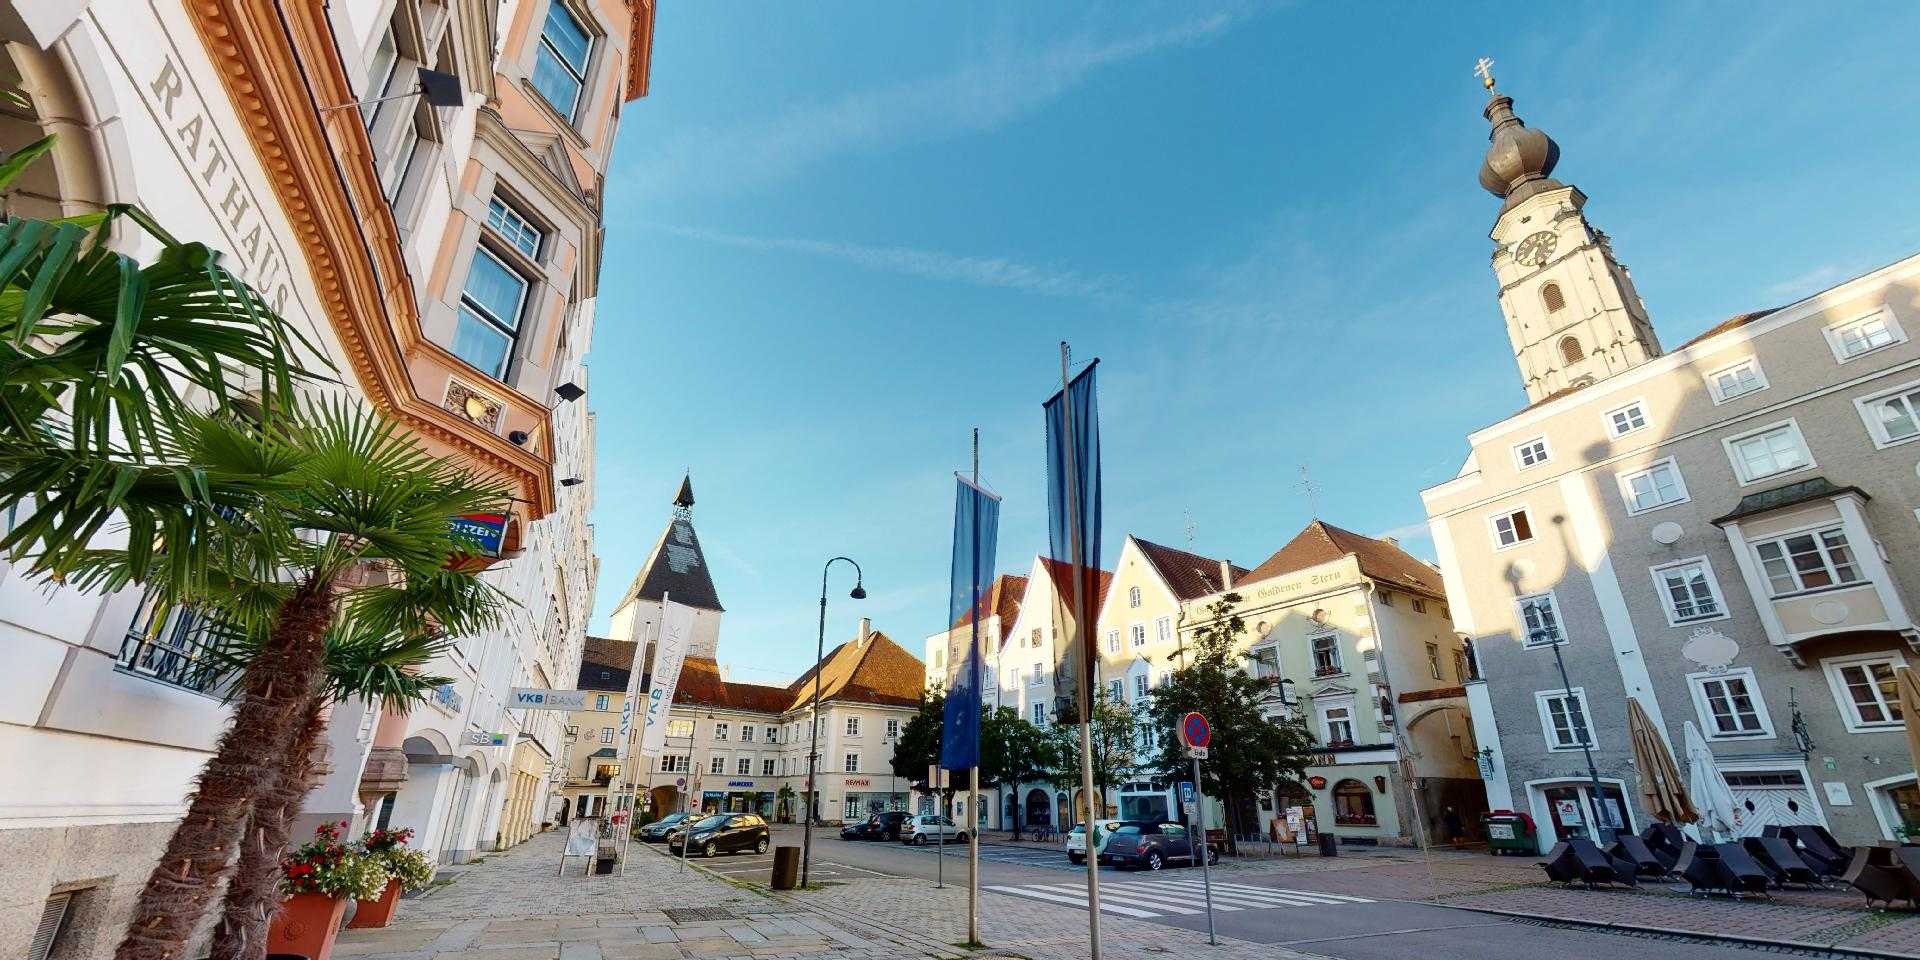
<box><xmin>587</xmin><ymin>1</ymin><xmax>1920</xmax><ymax>684</ymax></box>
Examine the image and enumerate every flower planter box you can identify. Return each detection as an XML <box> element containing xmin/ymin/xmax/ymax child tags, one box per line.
<box><xmin>267</xmin><ymin>892</ymin><xmax>347</xmax><ymax>960</ymax></box>
<box><xmin>347</xmin><ymin>878</ymin><xmax>402</xmax><ymax>929</ymax></box>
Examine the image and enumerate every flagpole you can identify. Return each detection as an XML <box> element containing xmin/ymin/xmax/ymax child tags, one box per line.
<box><xmin>968</xmin><ymin>428</ymin><xmax>981</xmax><ymax>948</ymax></box>
<box><xmin>1058</xmin><ymin>342</ymin><xmax>1103</xmax><ymax>960</ymax></box>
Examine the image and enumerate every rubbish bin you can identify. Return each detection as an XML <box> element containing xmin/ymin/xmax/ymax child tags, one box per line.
<box><xmin>1317</xmin><ymin>832</ymin><xmax>1338</xmax><ymax>857</ymax></box>
<box><xmin>1481</xmin><ymin>810</ymin><xmax>1538</xmax><ymax>856</ymax></box>
<box><xmin>771</xmin><ymin>846</ymin><xmax>800</xmax><ymax>890</ymax></box>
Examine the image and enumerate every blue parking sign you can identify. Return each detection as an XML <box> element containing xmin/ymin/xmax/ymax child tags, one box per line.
<box><xmin>1179</xmin><ymin>781</ymin><xmax>1196</xmax><ymax>805</ymax></box>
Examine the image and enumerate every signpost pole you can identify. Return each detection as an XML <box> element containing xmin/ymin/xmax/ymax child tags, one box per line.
<box><xmin>1191</xmin><ymin>752</ymin><xmax>1217</xmax><ymax>945</ymax></box>
<box><xmin>936</xmin><ymin>766</ymin><xmax>946</xmax><ymax>889</ymax></box>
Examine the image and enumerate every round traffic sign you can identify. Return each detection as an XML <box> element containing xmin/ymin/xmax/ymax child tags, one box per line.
<box><xmin>1180</xmin><ymin>712</ymin><xmax>1212</xmax><ymax>749</ymax></box>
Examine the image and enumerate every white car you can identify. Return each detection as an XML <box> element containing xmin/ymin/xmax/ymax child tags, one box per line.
<box><xmin>901</xmin><ymin>814</ymin><xmax>969</xmax><ymax>845</ymax></box>
<box><xmin>1065</xmin><ymin>820</ymin><xmax>1123</xmax><ymax>864</ymax></box>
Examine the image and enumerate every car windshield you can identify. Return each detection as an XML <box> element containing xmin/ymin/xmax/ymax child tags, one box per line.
<box><xmin>656</xmin><ymin>813</ymin><xmax>689</xmax><ymax>824</ymax></box>
<box><xmin>1113</xmin><ymin>826</ymin><xmax>1142</xmax><ymax>835</ymax></box>
<box><xmin>1069</xmin><ymin>825</ymin><xmax>1084</xmax><ymax>834</ymax></box>
<box><xmin>687</xmin><ymin>816</ymin><xmax>726</xmax><ymax>832</ymax></box>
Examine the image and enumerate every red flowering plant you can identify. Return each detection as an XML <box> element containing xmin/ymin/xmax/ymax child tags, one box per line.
<box><xmin>280</xmin><ymin>822</ymin><xmax>390</xmax><ymax>900</ymax></box>
<box><xmin>361</xmin><ymin>826</ymin><xmax>435</xmax><ymax>891</ymax></box>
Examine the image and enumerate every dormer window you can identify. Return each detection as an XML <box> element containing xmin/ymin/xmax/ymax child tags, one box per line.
<box><xmin>1541</xmin><ymin>282</ymin><xmax>1566</xmax><ymax>313</ymax></box>
<box><xmin>1559</xmin><ymin>336</ymin><xmax>1584</xmax><ymax>364</ymax></box>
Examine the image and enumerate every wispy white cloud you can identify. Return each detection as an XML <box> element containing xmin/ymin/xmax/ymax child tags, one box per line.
<box><xmin>624</xmin><ymin>7</ymin><xmax>1259</xmax><ymax>197</ymax></box>
<box><xmin>709</xmin><ymin>542</ymin><xmax>763</xmax><ymax>580</ymax></box>
<box><xmin>1373</xmin><ymin>521</ymin><xmax>1432</xmax><ymax>543</ymax></box>
<box><xmin>1762</xmin><ymin>262</ymin><xmax>1854</xmax><ymax>303</ymax></box>
<box><xmin>654</xmin><ymin>224</ymin><xmax>1128</xmax><ymax>302</ymax></box>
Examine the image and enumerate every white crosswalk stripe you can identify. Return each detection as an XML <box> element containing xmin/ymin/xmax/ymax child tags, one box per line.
<box><xmin>984</xmin><ymin>876</ymin><xmax>1374</xmax><ymax>917</ymax></box>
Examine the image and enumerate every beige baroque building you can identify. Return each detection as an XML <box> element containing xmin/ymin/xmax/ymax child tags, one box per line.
<box><xmin>1424</xmin><ymin>74</ymin><xmax>1920</xmax><ymax>851</ymax></box>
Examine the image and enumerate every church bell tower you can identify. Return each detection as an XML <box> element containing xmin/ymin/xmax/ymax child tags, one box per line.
<box><xmin>1475</xmin><ymin>61</ymin><xmax>1661</xmax><ymax>403</ymax></box>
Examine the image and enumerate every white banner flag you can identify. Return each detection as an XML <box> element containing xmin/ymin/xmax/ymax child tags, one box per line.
<box><xmin>637</xmin><ymin>598</ymin><xmax>696</xmax><ymax>761</ymax></box>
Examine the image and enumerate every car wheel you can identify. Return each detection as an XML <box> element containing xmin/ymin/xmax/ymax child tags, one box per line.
<box><xmin>913</xmin><ymin>833</ymin><xmax>927</xmax><ymax>846</ymax></box>
<box><xmin>1145</xmin><ymin>851</ymin><xmax>1164</xmax><ymax>871</ymax></box>
<box><xmin>956</xmin><ymin>832</ymin><xmax>968</xmax><ymax>844</ymax></box>
<box><xmin>1206</xmin><ymin>848</ymin><xmax>1220</xmax><ymax>866</ymax></box>
<box><xmin>755</xmin><ymin>837</ymin><xmax>769</xmax><ymax>854</ymax></box>
<box><xmin>703</xmin><ymin>841</ymin><xmax>717</xmax><ymax>858</ymax></box>
<box><xmin>1069</xmin><ymin>853</ymin><xmax>1084</xmax><ymax>864</ymax></box>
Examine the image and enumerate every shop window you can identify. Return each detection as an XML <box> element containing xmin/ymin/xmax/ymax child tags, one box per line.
<box><xmin>1332</xmin><ymin>779</ymin><xmax>1376</xmax><ymax>826</ymax></box>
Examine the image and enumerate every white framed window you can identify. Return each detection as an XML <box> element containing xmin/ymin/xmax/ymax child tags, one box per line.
<box><xmin>667</xmin><ymin>719</ymin><xmax>693</xmax><ymax>738</ymax></box>
<box><xmin>1706</xmin><ymin>357</ymin><xmax>1768</xmax><ymax>403</ymax></box>
<box><xmin>739</xmin><ymin>725</ymin><xmax>754</xmax><ymax>743</ymax></box>
<box><xmin>843</xmin><ymin>753</ymin><xmax>860</xmax><ymax>773</ymax></box>
<box><xmin>737</xmin><ymin>756</ymin><xmax>752</xmax><ymax>776</ymax></box>
<box><xmin>1317</xmin><ymin>699</ymin><xmax>1356</xmax><ymax>745</ymax></box>
<box><xmin>594</xmin><ymin>693</ymin><xmax>609</xmax><ymax>711</ymax></box>
<box><xmin>1822</xmin><ymin>653</ymin><xmax>1906</xmax><ymax>732</ymax></box>
<box><xmin>1616</xmin><ymin>458</ymin><xmax>1689</xmax><ymax>515</ymax></box>
<box><xmin>1031</xmin><ymin>702</ymin><xmax>1047</xmax><ymax>726</ymax></box>
<box><xmin>1155</xmin><ymin>616</ymin><xmax>1172</xmax><ymax>645</ymax></box>
<box><xmin>532</xmin><ymin>0</ymin><xmax>593</xmax><ymax>120</ymax></box>
<box><xmin>1426</xmin><ymin>643</ymin><xmax>1443</xmax><ymax>680</ymax></box>
<box><xmin>1128</xmin><ymin>586</ymin><xmax>1142</xmax><ymax>608</ymax></box>
<box><xmin>1130</xmin><ymin>623</ymin><xmax>1146</xmax><ymax>648</ymax></box>
<box><xmin>1105</xmin><ymin>630</ymin><xmax>1119</xmax><ymax>654</ymax></box>
<box><xmin>1516</xmin><ymin>592</ymin><xmax>1564</xmax><ymax>647</ymax></box>
<box><xmin>1413</xmin><ymin>598</ymin><xmax>1428</xmax><ymax>614</ymax></box>
<box><xmin>1031</xmin><ymin>662</ymin><xmax>1043</xmax><ymax>685</ymax></box>
<box><xmin>1605</xmin><ymin>400</ymin><xmax>1649</xmax><ymax>438</ymax></box>
<box><xmin>709</xmin><ymin>754</ymin><xmax>726</xmax><ymax>775</ymax></box>
<box><xmin>1134</xmin><ymin>674</ymin><xmax>1149</xmax><ymax>698</ymax></box>
<box><xmin>713</xmin><ymin>722</ymin><xmax>729</xmax><ymax>741</ymax></box>
<box><xmin>1310</xmin><ymin>634</ymin><xmax>1343</xmax><ymax>675</ymax></box>
<box><xmin>885</xmin><ymin>718</ymin><xmax>900</xmax><ymax>739</ymax></box>
<box><xmin>1513</xmin><ymin>437</ymin><xmax>1551</xmax><ymax>469</ymax></box>
<box><xmin>599</xmin><ymin>726</ymin><xmax>613</xmax><ymax>743</ymax></box>
<box><xmin>1824</xmin><ymin>306</ymin><xmax>1906</xmax><ymax>363</ymax></box>
<box><xmin>1752</xmin><ymin>525</ymin><xmax>1863</xmax><ymax>596</ymax></box>
<box><xmin>361</xmin><ymin>26</ymin><xmax>400</xmax><ymax>127</ymax></box>
<box><xmin>1650</xmin><ymin>557</ymin><xmax>1727</xmax><ymax>624</ymax></box>
<box><xmin>1854</xmin><ymin>377</ymin><xmax>1920</xmax><ymax>448</ymax></box>
<box><xmin>766</xmin><ymin>725</ymin><xmax>779</xmax><ymax>742</ymax></box>
<box><xmin>762</xmin><ymin>758</ymin><xmax>776</xmax><ymax>776</ymax></box>
<box><xmin>1535</xmin><ymin>688</ymin><xmax>1594</xmax><ymax>751</ymax></box>
<box><xmin>1687</xmin><ymin>668</ymin><xmax>1773</xmax><ymax>739</ymax></box>
<box><xmin>845</xmin><ymin>716</ymin><xmax>861</xmax><ymax>736</ymax></box>
<box><xmin>1107</xmin><ymin>679</ymin><xmax>1123</xmax><ymax>702</ymax></box>
<box><xmin>485</xmin><ymin>195</ymin><xmax>545</xmax><ymax>258</ymax></box>
<box><xmin>1722</xmin><ymin>420</ymin><xmax>1814</xmax><ymax>484</ymax></box>
<box><xmin>1490</xmin><ymin>507</ymin><xmax>1535</xmax><ymax>549</ymax></box>
<box><xmin>453</xmin><ymin>246</ymin><xmax>531</xmax><ymax>380</ymax></box>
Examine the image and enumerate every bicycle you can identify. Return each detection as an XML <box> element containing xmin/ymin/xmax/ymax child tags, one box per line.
<box><xmin>1029</xmin><ymin>823</ymin><xmax>1055</xmax><ymax>843</ymax></box>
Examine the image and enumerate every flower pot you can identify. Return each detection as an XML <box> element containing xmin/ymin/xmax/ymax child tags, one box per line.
<box><xmin>267</xmin><ymin>892</ymin><xmax>348</xmax><ymax>960</ymax></box>
<box><xmin>347</xmin><ymin>879</ymin><xmax>402</xmax><ymax>929</ymax></box>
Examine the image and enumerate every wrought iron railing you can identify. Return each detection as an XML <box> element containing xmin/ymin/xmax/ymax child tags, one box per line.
<box><xmin>117</xmin><ymin>595</ymin><xmax>222</xmax><ymax>693</ymax></box>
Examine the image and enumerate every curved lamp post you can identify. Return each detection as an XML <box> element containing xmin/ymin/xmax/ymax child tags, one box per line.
<box><xmin>801</xmin><ymin>556</ymin><xmax>864</xmax><ymax>887</ymax></box>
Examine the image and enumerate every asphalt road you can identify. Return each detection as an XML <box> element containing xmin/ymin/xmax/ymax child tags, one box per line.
<box><xmin>694</xmin><ymin>826</ymin><xmax>1807</xmax><ymax>960</ymax></box>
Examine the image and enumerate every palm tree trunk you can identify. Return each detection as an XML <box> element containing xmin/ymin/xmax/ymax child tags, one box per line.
<box><xmin>115</xmin><ymin>581</ymin><xmax>336</xmax><ymax>960</ymax></box>
<box><xmin>208</xmin><ymin>698</ymin><xmax>328</xmax><ymax>960</ymax></box>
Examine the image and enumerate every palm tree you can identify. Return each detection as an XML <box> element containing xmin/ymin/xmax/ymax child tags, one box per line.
<box><xmin>46</xmin><ymin>400</ymin><xmax>513</xmax><ymax>960</ymax></box>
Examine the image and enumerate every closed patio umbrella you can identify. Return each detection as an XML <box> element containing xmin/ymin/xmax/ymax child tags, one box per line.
<box><xmin>1684</xmin><ymin>720</ymin><xmax>1739</xmax><ymax>841</ymax></box>
<box><xmin>1628</xmin><ymin>698</ymin><xmax>1697</xmax><ymax>825</ymax></box>
<box><xmin>1897</xmin><ymin>667</ymin><xmax>1920</xmax><ymax>775</ymax></box>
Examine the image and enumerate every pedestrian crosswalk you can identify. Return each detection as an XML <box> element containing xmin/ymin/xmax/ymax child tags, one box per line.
<box><xmin>983</xmin><ymin>877</ymin><xmax>1373</xmax><ymax>918</ymax></box>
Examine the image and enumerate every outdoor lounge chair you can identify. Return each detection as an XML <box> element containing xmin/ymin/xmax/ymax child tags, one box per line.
<box><xmin>1674</xmin><ymin>842</ymin><xmax>1730</xmax><ymax>895</ymax></box>
<box><xmin>1890</xmin><ymin>847</ymin><xmax>1920</xmax><ymax>906</ymax></box>
<box><xmin>1843</xmin><ymin>846</ymin><xmax>1916</xmax><ymax>908</ymax></box>
<box><xmin>1565</xmin><ymin>837</ymin><xmax>1637</xmax><ymax>887</ymax></box>
<box><xmin>1539</xmin><ymin>841</ymin><xmax>1578</xmax><ymax>883</ymax></box>
<box><xmin>1744</xmin><ymin>836</ymin><xmax>1821</xmax><ymax>888</ymax></box>
<box><xmin>1713</xmin><ymin>841</ymin><xmax>1774</xmax><ymax>896</ymax></box>
<box><xmin>1784</xmin><ymin>824</ymin><xmax>1853</xmax><ymax>876</ymax></box>
<box><xmin>1642</xmin><ymin>822</ymin><xmax>1686</xmax><ymax>861</ymax></box>
<box><xmin>1609</xmin><ymin>836</ymin><xmax>1672</xmax><ymax>877</ymax></box>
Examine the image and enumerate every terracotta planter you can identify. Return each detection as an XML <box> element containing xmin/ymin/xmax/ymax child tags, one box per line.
<box><xmin>267</xmin><ymin>892</ymin><xmax>348</xmax><ymax>960</ymax></box>
<box><xmin>347</xmin><ymin>879</ymin><xmax>402</xmax><ymax>929</ymax></box>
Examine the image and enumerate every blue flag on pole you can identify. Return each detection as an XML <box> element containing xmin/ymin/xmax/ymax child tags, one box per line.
<box><xmin>940</xmin><ymin>474</ymin><xmax>1000</xmax><ymax>772</ymax></box>
<box><xmin>1044</xmin><ymin>360</ymin><xmax>1101</xmax><ymax>716</ymax></box>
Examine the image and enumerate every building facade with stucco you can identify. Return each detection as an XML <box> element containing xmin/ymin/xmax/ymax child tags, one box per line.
<box><xmin>1424</xmin><ymin>71</ymin><xmax>1920</xmax><ymax>851</ymax></box>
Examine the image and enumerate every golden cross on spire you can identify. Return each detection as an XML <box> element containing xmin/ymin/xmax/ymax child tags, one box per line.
<box><xmin>1473</xmin><ymin>57</ymin><xmax>1497</xmax><ymax>91</ymax></box>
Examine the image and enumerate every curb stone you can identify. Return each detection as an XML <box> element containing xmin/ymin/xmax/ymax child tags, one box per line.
<box><xmin>1415</xmin><ymin>898</ymin><xmax>1920</xmax><ymax>960</ymax></box>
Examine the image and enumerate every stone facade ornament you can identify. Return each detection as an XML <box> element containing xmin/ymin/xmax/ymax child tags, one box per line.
<box><xmin>1681</xmin><ymin>625</ymin><xmax>1740</xmax><ymax>674</ymax></box>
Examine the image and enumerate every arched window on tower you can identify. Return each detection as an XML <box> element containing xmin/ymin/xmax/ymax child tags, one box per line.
<box><xmin>1541</xmin><ymin>282</ymin><xmax>1566</xmax><ymax>314</ymax></box>
<box><xmin>1560</xmin><ymin>336</ymin><xmax>1584</xmax><ymax>365</ymax></box>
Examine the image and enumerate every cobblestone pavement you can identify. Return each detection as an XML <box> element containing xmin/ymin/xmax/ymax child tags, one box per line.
<box><xmin>334</xmin><ymin>830</ymin><xmax>1313</xmax><ymax>960</ymax></box>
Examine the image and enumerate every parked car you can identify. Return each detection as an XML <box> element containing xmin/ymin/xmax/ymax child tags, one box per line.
<box><xmin>901</xmin><ymin>814</ymin><xmax>968</xmax><ymax>845</ymax></box>
<box><xmin>667</xmin><ymin>813</ymin><xmax>771</xmax><ymax>857</ymax></box>
<box><xmin>841</xmin><ymin>811</ymin><xmax>911</xmax><ymax>841</ymax></box>
<box><xmin>637</xmin><ymin>811</ymin><xmax>695</xmax><ymax>843</ymax></box>
<box><xmin>1098</xmin><ymin>822</ymin><xmax>1218</xmax><ymax>871</ymax></box>
<box><xmin>1065</xmin><ymin>819</ymin><xmax>1123</xmax><ymax>864</ymax></box>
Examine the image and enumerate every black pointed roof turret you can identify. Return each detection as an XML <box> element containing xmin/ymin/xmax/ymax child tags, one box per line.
<box><xmin>613</xmin><ymin>476</ymin><xmax>724</xmax><ymax>613</ymax></box>
<box><xmin>674</xmin><ymin>474</ymin><xmax>695</xmax><ymax>510</ymax></box>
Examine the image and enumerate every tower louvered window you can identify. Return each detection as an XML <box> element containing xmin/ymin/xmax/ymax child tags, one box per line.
<box><xmin>1541</xmin><ymin>282</ymin><xmax>1566</xmax><ymax>313</ymax></box>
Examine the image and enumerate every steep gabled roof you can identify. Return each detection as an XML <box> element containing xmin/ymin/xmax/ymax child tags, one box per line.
<box><xmin>1236</xmin><ymin>520</ymin><xmax>1445</xmax><ymax>600</ymax></box>
<box><xmin>663</xmin><ymin>656</ymin><xmax>793</xmax><ymax>714</ymax></box>
<box><xmin>783</xmin><ymin>630</ymin><xmax>924</xmax><ymax>710</ymax></box>
<box><xmin>951</xmin><ymin>574</ymin><xmax>1029</xmax><ymax>642</ymax></box>
<box><xmin>617</xmin><ymin>514</ymin><xmax>723</xmax><ymax>613</ymax></box>
<box><xmin>577</xmin><ymin>636</ymin><xmax>637</xmax><ymax>691</ymax></box>
<box><xmin>1038</xmin><ymin>557</ymin><xmax>1113</xmax><ymax>620</ymax></box>
<box><xmin>1132</xmin><ymin>536</ymin><xmax>1249</xmax><ymax>601</ymax></box>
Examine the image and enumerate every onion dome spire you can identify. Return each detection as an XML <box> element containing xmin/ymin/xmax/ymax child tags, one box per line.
<box><xmin>1473</xmin><ymin>58</ymin><xmax>1562</xmax><ymax>206</ymax></box>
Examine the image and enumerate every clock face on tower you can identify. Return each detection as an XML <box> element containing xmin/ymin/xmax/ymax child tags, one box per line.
<box><xmin>1514</xmin><ymin>230</ymin><xmax>1558</xmax><ymax>267</ymax></box>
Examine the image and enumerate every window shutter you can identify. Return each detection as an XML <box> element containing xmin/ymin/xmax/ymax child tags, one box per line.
<box><xmin>30</xmin><ymin>893</ymin><xmax>73</xmax><ymax>960</ymax></box>
<box><xmin>1541</xmin><ymin>282</ymin><xmax>1566</xmax><ymax>313</ymax></box>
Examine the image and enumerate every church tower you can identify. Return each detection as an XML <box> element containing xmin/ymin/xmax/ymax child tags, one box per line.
<box><xmin>1476</xmin><ymin>62</ymin><xmax>1661</xmax><ymax>403</ymax></box>
<box><xmin>608</xmin><ymin>475</ymin><xmax>725</xmax><ymax>661</ymax></box>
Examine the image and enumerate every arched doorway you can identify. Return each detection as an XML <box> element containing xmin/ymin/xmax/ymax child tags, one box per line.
<box><xmin>0</xmin><ymin>38</ymin><xmax>111</xmax><ymax>221</ymax></box>
<box><xmin>557</xmin><ymin>796</ymin><xmax>571</xmax><ymax>825</ymax></box>
<box><xmin>1024</xmin><ymin>788</ymin><xmax>1051</xmax><ymax>826</ymax></box>
<box><xmin>650</xmin><ymin>785</ymin><xmax>680</xmax><ymax>818</ymax></box>
<box><xmin>1332</xmin><ymin>779</ymin><xmax>1376</xmax><ymax>828</ymax></box>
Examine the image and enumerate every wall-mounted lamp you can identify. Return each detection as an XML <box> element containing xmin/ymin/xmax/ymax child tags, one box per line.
<box><xmin>1373</xmin><ymin>775</ymin><xmax>1388</xmax><ymax>794</ymax></box>
<box><xmin>508</xmin><ymin>430</ymin><xmax>529</xmax><ymax>446</ymax></box>
<box><xmin>1476</xmin><ymin>747</ymin><xmax>1496</xmax><ymax>778</ymax></box>
<box><xmin>323</xmin><ymin>67</ymin><xmax>465</xmax><ymax>113</ymax></box>
<box><xmin>560</xmin><ymin>477</ymin><xmax>584</xmax><ymax>487</ymax></box>
<box><xmin>555</xmin><ymin>381</ymin><xmax>586</xmax><ymax>402</ymax></box>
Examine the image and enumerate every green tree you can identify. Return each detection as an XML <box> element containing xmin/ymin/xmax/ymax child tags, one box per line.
<box><xmin>890</xmin><ymin>690</ymin><xmax>944</xmax><ymax>788</ymax></box>
<box><xmin>1050</xmin><ymin>693</ymin><xmax>1142</xmax><ymax>819</ymax></box>
<box><xmin>1143</xmin><ymin>593</ymin><xmax>1314</xmax><ymax>854</ymax></box>
<box><xmin>978</xmin><ymin>706</ymin><xmax>1056</xmax><ymax>839</ymax></box>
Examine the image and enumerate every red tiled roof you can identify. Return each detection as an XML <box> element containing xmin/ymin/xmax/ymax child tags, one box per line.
<box><xmin>1039</xmin><ymin>557</ymin><xmax>1113</xmax><ymax>621</ymax></box>
<box><xmin>951</xmin><ymin>574</ymin><xmax>1028</xmax><ymax>642</ymax></box>
<box><xmin>669</xmin><ymin>656</ymin><xmax>792</xmax><ymax>713</ymax></box>
<box><xmin>1132</xmin><ymin>536</ymin><xmax>1248</xmax><ymax>601</ymax></box>
<box><xmin>578</xmin><ymin>636</ymin><xmax>637</xmax><ymax>691</ymax></box>
<box><xmin>782</xmin><ymin>629</ymin><xmax>925</xmax><ymax>711</ymax></box>
<box><xmin>1236</xmin><ymin>520</ymin><xmax>1445</xmax><ymax>599</ymax></box>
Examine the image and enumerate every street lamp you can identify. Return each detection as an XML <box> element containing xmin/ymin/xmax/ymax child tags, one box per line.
<box><xmin>802</xmin><ymin>556</ymin><xmax>864</xmax><ymax>888</ymax></box>
<box><xmin>1525</xmin><ymin>602</ymin><xmax>1613</xmax><ymax>844</ymax></box>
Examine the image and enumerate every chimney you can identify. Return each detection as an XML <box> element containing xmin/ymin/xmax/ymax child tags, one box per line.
<box><xmin>859</xmin><ymin>617</ymin><xmax>872</xmax><ymax>644</ymax></box>
<box><xmin>1219</xmin><ymin>560</ymin><xmax>1233</xmax><ymax>592</ymax></box>
<box><xmin>1382</xmin><ymin>536</ymin><xmax>1399</xmax><ymax>547</ymax></box>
